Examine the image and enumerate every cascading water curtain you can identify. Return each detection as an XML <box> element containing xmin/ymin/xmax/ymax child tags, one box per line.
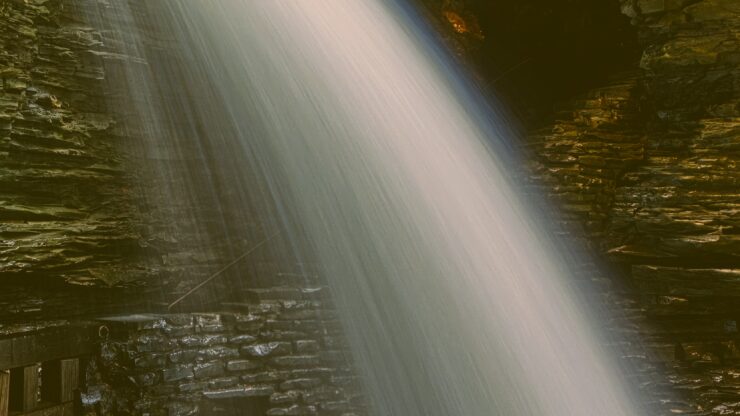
<box><xmin>97</xmin><ymin>0</ymin><xmax>651</xmax><ymax>414</ymax></box>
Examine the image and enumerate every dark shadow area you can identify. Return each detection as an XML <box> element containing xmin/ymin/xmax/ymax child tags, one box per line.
<box><xmin>422</xmin><ymin>0</ymin><xmax>641</xmax><ymax>122</ymax></box>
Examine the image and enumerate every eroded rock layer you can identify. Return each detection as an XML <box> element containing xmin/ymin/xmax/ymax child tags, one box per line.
<box><xmin>85</xmin><ymin>302</ymin><xmax>366</xmax><ymax>415</ymax></box>
<box><xmin>2</xmin><ymin>0</ymin><xmax>740</xmax><ymax>414</ymax></box>
<box><xmin>527</xmin><ymin>0</ymin><xmax>740</xmax><ymax>413</ymax></box>
<box><xmin>0</xmin><ymin>0</ymin><xmax>152</xmax><ymax>286</ymax></box>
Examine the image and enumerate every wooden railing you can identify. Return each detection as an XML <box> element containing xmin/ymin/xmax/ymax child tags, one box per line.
<box><xmin>0</xmin><ymin>325</ymin><xmax>95</xmax><ymax>416</ymax></box>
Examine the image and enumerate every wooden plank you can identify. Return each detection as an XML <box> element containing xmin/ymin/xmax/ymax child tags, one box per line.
<box><xmin>10</xmin><ymin>364</ymin><xmax>39</xmax><ymax>412</ymax></box>
<box><xmin>0</xmin><ymin>326</ymin><xmax>94</xmax><ymax>370</ymax></box>
<box><xmin>41</xmin><ymin>359</ymin><xmax>79</xmax><ymax>403</ymax></box>
<box><xmin>0</xmin><ymin>370</ymin><xmax>9</xmax><ymax>416</ymax></box>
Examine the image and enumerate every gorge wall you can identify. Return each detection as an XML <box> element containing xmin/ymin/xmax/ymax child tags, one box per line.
<box><xmin>0</xmin><ymin>0</ymin><xmax>148</xmax><ymax>285</ymax></box>
<box><xmin>0</xmin><ymin>0</ymin><xmax>296</xmax><ymax>321</ymax></box>
<box><xmin>0</xmin><ymin>3</ymin><xmax>368</xmax><ymax>415</ymax></box>
<box><xmin>0</xmin><ymin>0</ymin><xmax>184</xmax><ymax>324</ymax></box>
<box><xmin>1</xmin><ymin>0</ymin><xmax>739</xmax><ymax>415</ymax></box>
<box><xmin>520</xmin><ymin>0</ymin><xmax>740</xmax><ymax>413</ymax></box>
<box><xmin>83</xmin><ymin>305</ymin><xmax>365</xmax><ymax>415</ymax></box>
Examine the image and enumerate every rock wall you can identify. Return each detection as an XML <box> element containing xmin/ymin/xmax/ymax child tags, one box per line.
<box><xmin>0</xmin><ymin>0</ymin><xmax>151</xmax><ymax>286</ymax></box>
<box><xmin>0</xmin><ymin>5</ymin><xmax>370</xmax><ymax>416</ymax></box>
<box><xmin>526</xmin><ymin>0</ymin><xmax>740</xmax><ymax>413</ymax></box>
<box><xmin>0</xmin><ymin>0</ymin><xmax>291</xmax><ymax>322</ymax></box>
<box><xmin>83</xmin><ymin>306</ymin><xmax>365</xmax><ymax>415</ymax></box>
<box><xmin>612</xmin><ymin>0</ymin><xmax>739</xmax><ymax>272</ymax></box>
<box><xmin>3</xmin><ymin>0</ymin><xmax>739</xmax><ymax>414</ymax></box>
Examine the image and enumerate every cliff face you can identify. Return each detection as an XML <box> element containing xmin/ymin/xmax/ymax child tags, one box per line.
<box><xmin>0</xmin><ymin>0</ymin><xmax>281</xmax><ymax>321</ymax></box>
<box><xmin>526</xmin><ymin>0</ymin><xmax>740</xmax><ymax>412</ymax></box>
<box><xmin>0</xmin><ymin>0</ymin><xmax>149</xmax><ymax>286</ymax></box>
<box><xmin>1</xmin><ymin>0</ymin><xmax>739</xmax><ymax>413</ymax></box>
<box><xmin>0</xmin><ymin>5</ymin><xmax>367</xmax><ymax>416</ymax></box>
<box><xmin>528</xmin><ymin>0</ymin><xmax>739</xmax><ymax>272</ymax></box>
<box><xmin>610</xmin><ymin>0</ymin><xmax>739</xmax><ymax>267</ymax></box>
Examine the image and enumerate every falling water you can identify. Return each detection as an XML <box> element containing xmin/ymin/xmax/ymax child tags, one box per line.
<box><xmin>89</xmin><ymin>0</ymin><xmax>646</xmax><ymax>414</ymax></box>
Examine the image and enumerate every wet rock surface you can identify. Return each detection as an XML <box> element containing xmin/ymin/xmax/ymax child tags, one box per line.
<box><xmin>0</xmin><ymin>0</ymin><xmax>153</xmax><ymax>286</ymax></box>
<box><xmin>83</xmin><ymin>304</ymin><xmax>366</xmax><ymax>416</ymax></box>
<box><xmin>0</xmin><ymin>0</ymin><xmax>738</xmax><ymax>414</ymax></box>
<box><xmin>0</xmin><ymin>4</ymin><xmax>370</xmax><ymax>415</ymax></box>
<box><xmin>0</xmin><ymin>0</ymin><xmax>311</xmax><ymax>325</ymax></box>
<box><xmin>524</xmin><ymin>0</ymin><xmax>740</xmax><ymax>413</ymax></box>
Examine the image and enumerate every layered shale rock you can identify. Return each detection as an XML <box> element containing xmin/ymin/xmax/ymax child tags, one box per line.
<box><xmin>0</xmin><ymin>6</ymin><xmax>370</xmax><ymax>415</ymax></box>
<box><xmin>2</xmin><ymin>0</ymin><xmax>739</xmax><ymax>413</ymax></box>
<box><xmin>527</xmin><ymin>0</ymin><xmax>740</xmax><ymax>413</ymax></box>
<box><xmin>0</xmin><ymin>0</ymin><xmax>152</xmax><ymax>286</ymax></box>
<box><xmin>611</xmin><ymin>0</ymin><xmax>740</xmax><ymax>266</ymax></box>
<box><xmin>84</xmin><ymin>304</ymin><xmax>366</xmax><ymax>416</ymax></box>
<box><xmin>0</xmin><ymin>0</ymin><xmax>276</xmax><ymax>319</ymax></box>
<box><xmin>525</xmin><ymin>71</ymin><xmax>647</xmax><ymax>246</ymax></box>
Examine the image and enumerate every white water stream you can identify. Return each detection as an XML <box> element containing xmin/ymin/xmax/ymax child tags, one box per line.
<box><xmin>95</xmin><ymin>1</ymin><xmax>645</xmax><ymax>414</ymax></box>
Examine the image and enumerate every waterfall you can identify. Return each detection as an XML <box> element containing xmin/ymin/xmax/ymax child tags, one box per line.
<box><xmin>90</xmin><ymin>0</ymin><xmax>645</xmax><ymax>414</ymax></box>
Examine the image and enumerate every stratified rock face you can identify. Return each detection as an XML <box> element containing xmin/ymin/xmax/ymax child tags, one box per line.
<box><xmin>526</xmin><ymin>72</ymin><xmax>647</xmax><ymax>246</ymax></box>
<box><xmin>610</xmin><ymin>0</ymin><xmax>739</xmax><ymax>265</ymax></box>
<box><xmin>0</xmin><ymin>0</ymin><xmax>149</xmax><ymax>286</ymax></box>
<box><xmin>0</xmin><ymin>0</ymin><xmax>269</xmax><ymax>307</ymax></box>
<box><xmin>528</xmin><ymin>0</ymin><xmax>739</xmax><ymax>413</ymax></box>
<box><xmin>83</xmin><ymin>305</ymin><xmax>366</xmax><ymax>415</ymax></box>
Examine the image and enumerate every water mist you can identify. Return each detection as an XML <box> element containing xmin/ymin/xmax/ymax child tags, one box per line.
<box><xmin>91</xmin><ymin>1</ymin><xmax>647</xmax><ymax>415</ymax></box>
